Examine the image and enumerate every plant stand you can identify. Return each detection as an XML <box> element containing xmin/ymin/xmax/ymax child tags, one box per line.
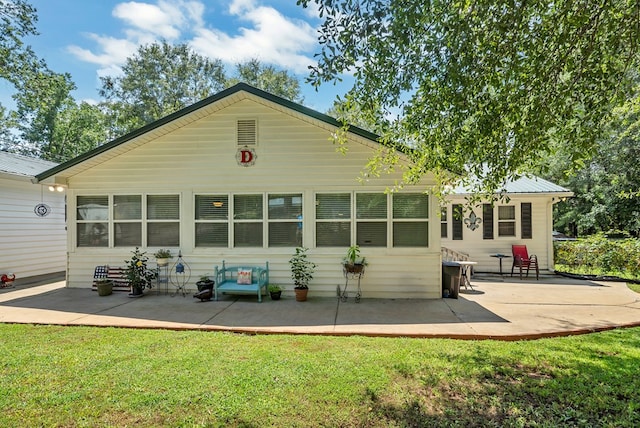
<box><xmin>340</xmin><ymin>265</ymin><xmax>364</xmax><ymax>303</ymax></box>
<box><xmin>169</xmin><ymin>251</ymin><xmax>191</xmax><ymax>297</ymax></box>
<box><xmin>156</xmin><ymin>264</ymin><xmax>169</xmax><ymax>295</ymax></box>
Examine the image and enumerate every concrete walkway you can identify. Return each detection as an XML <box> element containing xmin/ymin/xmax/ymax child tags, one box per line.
<box><xmin>1</xmin><ymin>275</ymin><xmax>639</xmax><ymax>339</ymax></box>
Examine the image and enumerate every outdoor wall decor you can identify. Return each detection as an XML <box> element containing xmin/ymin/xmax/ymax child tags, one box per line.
<box><xmin>236</xmin><ymin>147</ymin><xmax>257</xmax><ymax>167</ymax></box>
<box><xmin>464</xmin><ymin>211</ymin><xmax>482</xmax><ymax>231</ymax></box>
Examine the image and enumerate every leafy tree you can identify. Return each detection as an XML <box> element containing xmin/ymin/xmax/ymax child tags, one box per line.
<box><xmin>298</xmin><ymin>0</ymin><xmax>640</xmax><ymax>199</ymax></box>
<box><xmin>228</xmin><ymin>58</ymin><xmax>303</xmax><ymax>103</ymax></box>
<box><xmin>544</xmin><ymin>86</ymin><xmax>640</xmax><ymax>236</ymax></box>
<box><xmin>45</xmin><ymin>102</ymin><xmax>110</xmax><ymax>163</ymax></box>
<box><xmin>10</xmin><ymin>69</ymin><xmax>77</xmax><ymax>157</ymax></box>
<box><xmin>0</xmin><ymin>0</ymin><xmax>39</xmax><ymax>85</ymax></box>
<box><xmin>99</xmin><ymin>41</ymin><xmax>226</xmax><ymax>134</ymax></box>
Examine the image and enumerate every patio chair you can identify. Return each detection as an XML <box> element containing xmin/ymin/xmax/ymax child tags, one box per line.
<box><xmin>511</xmin><ymin>245</ymin><xmax>539</xmax><ymax>280</ymax></box>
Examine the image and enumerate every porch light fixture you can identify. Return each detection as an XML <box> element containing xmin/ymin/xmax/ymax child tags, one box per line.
<box><xmin>48</xmin><ymin>185</ymin><xmax>65</xmax><ymax>192</ymax></box>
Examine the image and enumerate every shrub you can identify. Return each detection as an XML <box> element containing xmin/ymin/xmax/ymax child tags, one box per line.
<box><xmin>554</xmin><ymin>234</ymin><xmax>640</xmax><ymax>279</ymax></box>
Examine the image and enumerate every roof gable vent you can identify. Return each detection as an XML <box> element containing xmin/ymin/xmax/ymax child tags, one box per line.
<box><xmin>237</xmin><ymin>119</ymin><xmax>257</xmax><ymax>145</ymax></box>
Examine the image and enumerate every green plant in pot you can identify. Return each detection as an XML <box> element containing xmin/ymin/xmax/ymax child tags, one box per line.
<box><xmin>95</xmin><ymin>278</ymin><xmax>113</xmax><ymax>296</ymax></box>
<box><xmin>289</xmin><ymin>247</ymin><xmax>317</xmax><ymax>302</ymax></box>
<box><xmin>343</xmin><ymin>245</ymin><xmax>367</xmax><ymax>274</ymax></box>
<box><xmin>153</xmin><ymin>249</ymin><xmax>173</xmax><ymax>266</ymax></box>
<box><xmin>124</xmin><ymin>247</ymin><xmax>156</xmax><ymax>297</ymax></box>
<box><xmin>268</xmin><ymin>284</ymin><xmax>283</xmax><ymax>300</ymax></box>
<box><xmin>196</xmin><ymin>274</ymin><xmax>214</xmax><ymax>292</ymax></box>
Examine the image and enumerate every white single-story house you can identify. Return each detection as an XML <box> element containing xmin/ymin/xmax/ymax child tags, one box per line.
<box><xmin>35</xmin><ymin>83</ymin><xmax>442</xmax><ymax>299</ymax></box>
<box><xmin>442</xmin><ymin>177</ymin><xmax>573</xmax><ymax>273</ymax></box>
<box><xmin>35</xmin><ymin>83</ymin><xmax>570</xmax><ymax>298</ymax></box>
<box><xmin>0</xmin><ymin>151</ymin><xmax>66</xmax><ymax>281</ymax></box>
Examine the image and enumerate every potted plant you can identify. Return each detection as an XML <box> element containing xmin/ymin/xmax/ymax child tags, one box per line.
<box><xmin>268</xmin><ymin>284</ymin><xmax>283</xmax><ymax>300</ymax></box>
<box><xmin>196</xmin><ymin>274</ymin><xmax>215</xmax><ymax>292</ymax></box>
<box><xmin>154</xmin><ymin>249</ymin><xmax>173</xmax><ymax>267</ymax></box>
<box><xmin>95</xmin><ymin>278</ymin><xmax>113</xmax><ymax>296</ymax></box>
<box><xmin>289</xmin><ymin>247</ymin><xmax>317</xmax><ymax>302</ymax></box>
<box><xmin>343</xmin><ymin>245</ymin><xmax>367</xmax><ymax>274</ymax></box>
<box><xmin>124</xmin><ymin>247</ymin><xmax>156</xmax><ymax>297</ymax></box>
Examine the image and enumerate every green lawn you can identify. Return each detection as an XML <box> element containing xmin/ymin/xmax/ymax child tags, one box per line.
<box><xmin>1</xmin><ymin>324</ymin><xmax>639</xmax><ymax>427</ymax></box>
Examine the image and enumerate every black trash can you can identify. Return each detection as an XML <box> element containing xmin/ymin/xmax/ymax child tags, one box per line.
<box><xmin>442</xmin><ymin>261</ymin><xmax>462</xmax><ymax>299</ymax></box>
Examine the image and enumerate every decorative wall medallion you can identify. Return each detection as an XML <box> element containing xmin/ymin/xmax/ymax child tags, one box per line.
<box><xmin>34</xmin><ymin>203</ymin><xmax>51</xmax><ymax>217</ymax></box>
<box><xmin>464</xmin><ymin>211</ymin><xmax>482</xmax><ymax>231</ymax></box>
<box><xmin>236</xmin><ymin>146</ymin><xmax>257</xmax><ymax>167</ymax></box>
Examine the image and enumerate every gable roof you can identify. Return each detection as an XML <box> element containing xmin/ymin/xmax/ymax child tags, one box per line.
<box><xmin>0</xmin><ymin>151</ymin><xmax>58</xmax><ymax>179</ymax></box>
<box><xmin>35</xmin><ymin>83</ymin><xmax>380</xmax><ymax>183</ymax></box>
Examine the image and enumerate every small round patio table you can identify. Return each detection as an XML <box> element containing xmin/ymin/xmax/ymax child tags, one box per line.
<box><xmin>490</xmin><ymin>254</ymin><xmax>511</xmax><ymax>275</ymax></box>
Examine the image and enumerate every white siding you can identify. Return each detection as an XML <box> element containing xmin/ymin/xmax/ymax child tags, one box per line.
<box><xmin>0</xmin><ymin>176</ymin><xmax>66</xmax><ymax>279</ymax></box>
<box><xmin>65</xmin><ymin>97</ymin><xmax>441</xmax><ymax>298</ymax></box>
<box><xmin>441</xmin><ymin>195</ymin><xmax>555</xmax><ymax>272</ymax></box>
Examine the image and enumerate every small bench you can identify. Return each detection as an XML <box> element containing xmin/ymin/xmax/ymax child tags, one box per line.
<box><xmin>214</xmin><ymin>261</ymin><xmax>269</xmax><ymax>302</ymax></box>
<box><xmin>92</xmin><ymin>266</ymin><xmax>131</xmax><ymax>292</ymax></box>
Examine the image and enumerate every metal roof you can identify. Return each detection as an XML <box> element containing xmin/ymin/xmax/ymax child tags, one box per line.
<box><xmin>0</xmin><ymin>151</ymin><xmax>58</xmax><ymax>178</ymax></box>
<box><xmin>453</xmin><ymin>174</ymin><xmax>573</xmax><ymax>195</ymax></box>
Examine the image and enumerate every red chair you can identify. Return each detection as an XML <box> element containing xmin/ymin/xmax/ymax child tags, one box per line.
<box><xmin>511</xmin><ymin>245</ymin><xmax>539</xmax><ymax>280</ymax></box>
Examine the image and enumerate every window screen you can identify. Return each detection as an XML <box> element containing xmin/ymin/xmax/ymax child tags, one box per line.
<box><xmin>234</xmin><ymin>194</ymin><xmax>263</xmax><ymax>247</ymax></box>
<box><xmin>498</xmin><ymin>205</ymin><xmax>516</xmax><ymax>237</ymax></box>
<box><xmin>393</xmin><ymin>194</ymin><xmax>429</xmax><ymax>247</ymax></box>
<box><xmin>268</xmin><ymin>194</ymin><xmax>302</xmax><ymax>247</ymax></box>
<box><xmin>195</xmin><ymin>195</ymin><xmax>229</xmax><ymax>247</ymax></box>
<box><xmin>316</xmin><ymin>193</ymin><xmax>351</xmax><ymax>246</ymax></box>
<box><xmin>147</xmin><ymin>195</ymin><xmax>180</xmax><ymax>246</ymax></box>
<box><xmin>77</xmin><ymin>196</ymin><xmax>109</xmax><ymax>247</ymax></box>
<box><xmin>356</xmin><ymin>193</ymin><xmax>387</xmax><ymax>246</ymax></box>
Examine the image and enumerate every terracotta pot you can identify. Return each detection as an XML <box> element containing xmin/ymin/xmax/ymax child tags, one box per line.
<box><xmin>294</xmin><ymin>288</ymin><xmax>308</xmax><ymax>302</ymax></box>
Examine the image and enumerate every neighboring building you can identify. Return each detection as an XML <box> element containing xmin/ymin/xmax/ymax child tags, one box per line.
<box><xmin>442</xmin><ymin>176</ymin><xmax>573</xmax><ymax>273</ymax></box>
<box><xmin>36</xmin><ymin>84</ymin><xmax>441</xmax><ymax>299</ymax></box>
<box><xmin>0</xmin><ymin>151</ymin><xmax>66</xmax><ymax>281</ymax></box>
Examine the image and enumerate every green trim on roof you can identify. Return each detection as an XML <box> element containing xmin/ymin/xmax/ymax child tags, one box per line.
<box><xmin>35</xmin><ymin>83</ymin><xmax>381</xmax><ymax>182</ymax></box>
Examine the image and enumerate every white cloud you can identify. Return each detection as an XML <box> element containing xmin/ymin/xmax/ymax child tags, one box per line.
<box><xmin>67</xmin><ymin>34</ymin><xmax>138</xmax><ymax>67</ymax></box>
<box><xmin>190</xmin><ymin>4</ymin><xmax>317</xmax><ymax>73</ymax></box>
<box><xmin>67</xmin><ymin>0</ymin><xmax>318</xmax><ymax>78</ymax></box>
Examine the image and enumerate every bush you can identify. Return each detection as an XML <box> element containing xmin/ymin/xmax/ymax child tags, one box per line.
<box><xmin>555</xmin><ymin>234</ymin><xmax>640</xmax><ymax>279</ymax></box>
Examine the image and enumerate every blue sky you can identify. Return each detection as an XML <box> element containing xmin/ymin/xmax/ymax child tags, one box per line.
<box><xmin>14</xmin><ymin>0</ymin><xmax>352</xmax><ymax>113</ymax></box>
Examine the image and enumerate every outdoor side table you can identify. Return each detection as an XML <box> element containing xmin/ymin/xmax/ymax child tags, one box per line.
<box><xmin>456</xmin><ymin>261</ymin><xmax>477</xmax><ymax>291</ymax></box>
<box><xmin>490</xmin><ymin>254</ymin><xmax>511</xmax><ymax>275</ymax></box>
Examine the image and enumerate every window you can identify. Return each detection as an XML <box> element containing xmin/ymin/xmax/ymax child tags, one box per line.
<box><xmin>114</xmin><ymin>195</ymin><xmax>141</xmax><ymax>246</ymax></box>
<box><xmin>77</xmin><ymin>194</ymin><xmax>180</xmax><ymax>247</ymax></box>
<box><xmin>147</xmin><ymin>195</ymin><xmax>180</xmax><ymax>246</ymax></box>
<box><xmin>440</xmin><ymin>207</ymin><xmax>448</xmax><ymax>238</ymax></box>
<box><xmin>77</xmin><ymin>196</ymin><xmax>109</xmax><ymax>247</ymax></box>
<box><xmin>498</xmin><ymin>205</ymin><xmax>516</xmax><ymax>237</ymax></box>
<box><xmin>356</xmin><ymin>193</ymin><xmax>387</xmax><ymax>247</ymax></box>
<box><xmin>482</xmin><ymin>204</ymin><xmax>494</xmax><ymax>240</ymax></box>
<box><xmin>234</xmin><ymin>194</ymin><xmax>263</xmax><ymax>247</ymax></box>
<box><xmin>316</xmin><ymin>192</ymin><xmax>429</xmax><ymax>248</ymax></box>
<box><xmin>195</xmin><ymin>195</ymin><xmax>229</xmax><ymax>247</ymax></box>
<box><xmin>452</xmin><ymin>204</ymin><xmax>463</xmax><ymax>240</ymax></box>
<box><xmin>268</xmin><ymin>194</ymin><xmax>302</xmax><ymax>247</ymax></box>
<box><xmin>316</xmin><ymin>193</ymin><xmax>351</xmax><ymax>247</ymax></box>
<box><xmin>521</xmin><ymin>203</ymin><xmax>532</xmax><ymax>239</ymax></box>
<box><xmin>194</xmin><ymin>193</ymin><xmax>304</xmax><ymax>248</ymax></box>
<box><xmin>392</xmin><ymin>193</ymin><xmax>429</xmax><ymax>247</ymax></box>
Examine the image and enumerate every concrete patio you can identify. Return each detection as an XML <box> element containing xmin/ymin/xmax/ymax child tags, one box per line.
<box><xmin>1</xmin><ymin>274</ymin><xmax>639</xmax><ymax>339</ymax></box>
